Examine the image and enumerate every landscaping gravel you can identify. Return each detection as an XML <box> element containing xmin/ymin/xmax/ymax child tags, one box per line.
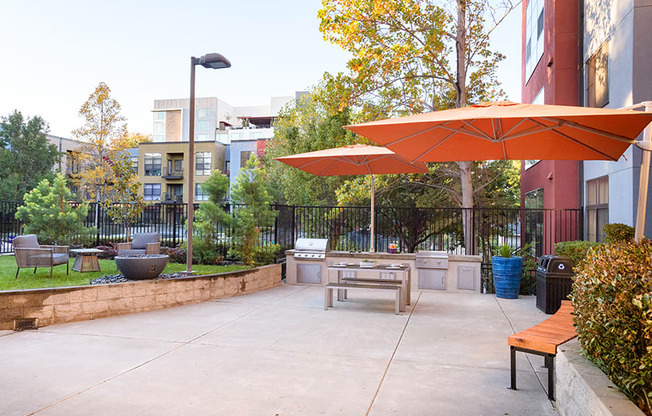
<box><xmin>90</xmin><ymin>273</ymin><xmax>189</xmax><ymax>285</ymax></box>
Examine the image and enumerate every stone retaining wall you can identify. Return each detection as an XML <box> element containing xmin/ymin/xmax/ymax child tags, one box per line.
<box><xmin>0</xmin><ymin>264</ymin><xmax>282</xmax><ymax>330</ymax></box>
<box><xmin>557</xmin><ymin>339</ymin><xmax>645</xmax><ymax>416</ymax></box>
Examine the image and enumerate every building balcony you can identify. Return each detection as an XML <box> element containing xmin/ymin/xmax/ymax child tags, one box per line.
<box><xmin>162</xmin><ymin>167</ymin><xmax>184</xmax><ymax>180</ymax></box>
<box><xmin>162</xmin><ymin>194</ymin><xmax>184</xmax><ymax>204</ymax></box>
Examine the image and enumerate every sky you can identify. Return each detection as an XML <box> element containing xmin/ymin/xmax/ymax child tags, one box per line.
<box><xmin>0</xmin><ymin>0</ymin><xmax>522</xmax><ymax>138</ymax></box>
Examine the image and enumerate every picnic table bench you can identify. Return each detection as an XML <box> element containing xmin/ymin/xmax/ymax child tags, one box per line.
<box><xmin>508</xmin><ymin>300</ymin><xmax>577</xmax><ymax>400</ymax></box>
<box><xmin>324</xmin><ymin>282</ymin><xmax>404</xmax><ymax>314</ymax></box>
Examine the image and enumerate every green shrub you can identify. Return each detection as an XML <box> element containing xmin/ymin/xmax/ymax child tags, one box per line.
<box><xmin>252</xmin><ymin>244</ymin><xmax>281</xmax><ymax>266</ymax></box>
<box><xmin>554</xmin><ymin>240</ymin><xmax>601</xmax><ymax>266</ymax></box>
<box><xmin>603</xmin><ymin>223</ymin><xmax>635</xmax><ymax>244</ymax></box>
<box><xmin>520</xmin><ymin>253</ymin><xmax>538</xmax><ymax>295</ymax></box>
<box><xmin>572</xmin><ymin>240</ymin><xmax>652</xmax><ymax>415</ymax></box>
<box><xmin>15</xmin><ymin>174</ymin><xmax>95</xmax><ymax>245</ymax></box>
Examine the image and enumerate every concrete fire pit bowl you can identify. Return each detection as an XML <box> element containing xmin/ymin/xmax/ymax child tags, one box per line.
<box><xmin>114</xmin><ymin>254</ymin><xmax>169</xmax><ymax>280</ymax></box>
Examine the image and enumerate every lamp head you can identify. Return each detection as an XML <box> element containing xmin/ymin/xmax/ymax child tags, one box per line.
<box><xmin>198</xmin><ymin>53</ymin><xmax>231</xmax><ymax>69</ymax></box>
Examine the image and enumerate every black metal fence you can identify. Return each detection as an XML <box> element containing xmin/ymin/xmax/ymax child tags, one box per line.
<box><xmin>0</xmin><ymin>201</ymin><xmax>582</xmax><ymax>260</ymax></box>
<box><xmin>272</xmin><ymin>205</ymin><xmax>583</xmax><ymax>260</ymax></box>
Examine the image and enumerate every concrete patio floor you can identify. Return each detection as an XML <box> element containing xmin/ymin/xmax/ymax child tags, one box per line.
<box><xmin>0</xmin><ymin>284</ymin><xmax>558</xmax><ymax>415</ymax></box>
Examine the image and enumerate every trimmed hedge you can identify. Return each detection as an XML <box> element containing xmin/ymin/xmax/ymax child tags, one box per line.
<box><xmin>572</xmin><ymin>240</ymin><xmax>652</xmax><ymax>415</ymax></box>
<box><xmin>554</xmin><ymin>240</ymin><xmax>602</xmax><ymax>266</ymax></box>
<box><xmin>604</xmin><ymin>222</ymin><xmax>635</xmax><ymax>244</ymax></box>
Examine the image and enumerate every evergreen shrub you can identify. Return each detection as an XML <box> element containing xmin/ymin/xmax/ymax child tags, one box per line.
<box><xmin>603</xmin><ymin>223</ymin><xmax>635</xmax><ymax>244</ymax></box>
<box><xmin>572</xmin><ymin>240</ymin><xmax>652</xmax><ymax>415</ymax></box>
<box><xmin>554</xmin><ymin>240</ymin><xmax>601</xmax><ymax>266</ymax></box>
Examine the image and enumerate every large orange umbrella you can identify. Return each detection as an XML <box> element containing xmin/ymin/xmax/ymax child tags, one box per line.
<box><xmin>276</xmin><ymin>144</ymin><xmax>429</xmax><ymax>251</ymax></box>
<box><xmin>346</xmin><ymin>101</ymin><xmax>652</xmax><ymax>162</ymax></box>
<box><xmin>346</xmin><ymin>101</ymin><xmax>652</xmax><ymax>238</ymax></box>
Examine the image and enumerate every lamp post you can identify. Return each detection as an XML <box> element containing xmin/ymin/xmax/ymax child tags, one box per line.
<box><xmin>187</xmin><ymin>53</ymin><xmax>231</xmax><ymax>275</ymax></box>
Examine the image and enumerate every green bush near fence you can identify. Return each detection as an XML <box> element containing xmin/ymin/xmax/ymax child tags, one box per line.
<box><xmin>554</xmin><ymin>240</ymin><xmax>602</xmax><ymax>266</ymax></box>
<box><xmin>572</xmin><ymin>240</ymin><xmax>652</xmax><ymax>416</ymax></box>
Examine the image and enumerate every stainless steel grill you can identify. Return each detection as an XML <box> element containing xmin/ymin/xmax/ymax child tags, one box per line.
<box><xmin>415</xmin><ymin>251</ymin><xmax>449</xmax><ymax>269</ymax></box>
<box><xmin>293</xmin><ymin>238</ymin><xmax>330</xmax><ymax>260</ymax></box>
<box><xmin>416</xmin><ymin>251</ymin><xmax>449</xmax><ymax>290</ymax></box>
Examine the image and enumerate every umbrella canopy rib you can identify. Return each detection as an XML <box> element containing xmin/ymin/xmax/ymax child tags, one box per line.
<box><xmin>540</xmin><ymin>117</ymin><xmax>636</xmax><ymax>143</ymax></box>
<box><xmin>412</xmin><ymin>130</ymin><xmax>458</xmax><ymax>163</ymax></box>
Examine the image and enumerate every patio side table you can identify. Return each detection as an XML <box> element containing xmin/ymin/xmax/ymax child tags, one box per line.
<box><xmin>70</xmin><ymin>248</ymin><xmax>103</xmax><ymax>272</ymax></box>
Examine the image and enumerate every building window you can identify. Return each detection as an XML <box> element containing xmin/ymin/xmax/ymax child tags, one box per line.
<box><xmin>153</xmin><ymin>111</ymin><xmax>166</xmax><ymax>143</ymax></box>
<box><xmin>240</xmin><ymin>150</ymin><xmax>253</xmax><ymax>168</ymax></box>
<box><xmin>198</xmin><ymin>109</ymin><xmax>210</xmax><ymax>118</ymax></box>
<box><xmin>586</xmin><ymin>176</ymin><xmax>608</xmax><ymax>242</ymax></box>
<box><xmin>525</xmin><ymin>0</ymin><xmax>544</xmax><ymax>79</ymax></box>
<box><xmin>196</xmin><ymin>152</ymin><xmax>212</xmax><ymax>176</ymax></box>
<box><xmin>524</xmin><ymin>188</ymin><xmax>545</xmax><ymax>256</ymax></box>
<box><xmin>195</xmin><ymin>184</ymin><xmax>209</xmax><ymax>201</ymax></box>
<box><xmin>67</xmin><ymin>151</ymin><xmax>80</xmax><ymax>174</ymax></box>
<box><xmin>198</xmin><ymin>120</ymin><xmax>210</xmax><ymax>131</ymax></box>
<box><xmin>144</xmin><ymin>153</ymin><xmax>162</xmax><ymax>176</ymax></box>
<box><xmin>197</xmin><ymin>134</ymin><xmax>210</xmax><ymax>141</ymax></box>
<box><xmin>131</xmin><ymin>156</ymin><xmax>138</xmax><ymax>174</ymax></box>
<box><xmin>587</xmin><ymin>42</ymin><xmax>609</xmax><ymax>108</ymax></box>
<box><xmin>144</xmin><ymin>183</ymin><xmax>161</xmax><ymax>201</ymax></box>
<box><xmin>167</xmin><ymin>184</ymin><xmax>183</xmax><ymax>203</ymax></box>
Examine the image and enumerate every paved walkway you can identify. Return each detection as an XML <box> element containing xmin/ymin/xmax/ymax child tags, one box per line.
<box><xmin>0</xmin><ymin>284</ymin><xmax>558</xmax><ymax>415</ymax></box>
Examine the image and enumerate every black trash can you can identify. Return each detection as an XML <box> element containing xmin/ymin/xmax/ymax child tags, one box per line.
<box><xmin>536</xmin><ymin>255</ymin><xmax>575</xmax><ymax>314</ymax></box>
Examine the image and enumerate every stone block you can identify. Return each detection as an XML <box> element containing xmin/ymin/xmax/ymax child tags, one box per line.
<box><xmin>175</xmin><ymin>290</ymin><xmax>193</xmax><ymax>304</ymax></box>
<box><xmin>69</xmin><ymin>288</ymin><xmax>98</xmax><ymax>303</ymax></box>
<box><xmin>109</xmin><ymin>297</ymin><xmax>134</xmax><ymax>312</ymax></box>
<box><xmin>42</xmin><ymin>292</ymin><xmax>71</xmax><ymax>306</ymax></box>
<box><xmin>82</xmin><ymin>300</ymin><xmax>109</xmax><ymax>315</ymax></box>
<box><xmin>0</xmin><ymin>307</ymin><xmax>23</xmax><ymax>323</ymax></box>
<box><xmin>121</xmin><ymin>283</ymin><xmax>148</xmax><ymax>297</ymax></box>
<box><xmin>23</xmin><ymin>305</ymin><xmax>54</xmax><ymax>321</ymax></box>
<box><xmin>97</xmin><ymin>285</ymin><xmax>123</xmax><ymax>301</ymax></box>
<box><xmin>132</xmin><ymin>295</ymin><xmax>155</xmax><ymax>309</ymax></box>
<box><xmin>155</xmin><ymin>293</ymin><xmax>177</xmax><ymax>306</ymax></box>
<box><xmin>54</xmin><ymin>303</ymin><xmax>83</xmax><ymax>319</ymax></box>
<box><xmin>210</xmin><ymin>286</ymin><xmax>225</xmax><ymax>299</ymax></box>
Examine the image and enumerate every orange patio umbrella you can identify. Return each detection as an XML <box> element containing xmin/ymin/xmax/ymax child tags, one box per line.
<box><xmin>346</xmin><ymin>101</ymin><xmax>652</xmax><ymax>162</ymax></box>
<box><xmin>275</xmin><ymin>144</ymin><xmax>429</xmax><ymax>251</ymax></box>
<box><xmin>346</xmin><ymin>101</ymin><xmax>652</xmax><ymax>238</ymax></box>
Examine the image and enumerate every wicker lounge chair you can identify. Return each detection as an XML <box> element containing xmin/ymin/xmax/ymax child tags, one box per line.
<box><xmin>13</xmin><ymin>234</ymin><xmax>69</xmax><ymax>278</ymax></box>
<box><xmin>117</xmin><ymin>232</ymin><xmax>161</xmax><ymax>256</ymax></box>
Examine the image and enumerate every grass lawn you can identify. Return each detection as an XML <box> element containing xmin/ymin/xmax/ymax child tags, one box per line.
<box><xmin>0</xmin><ymin>254</ymin><xmax>250</xmax><ymax>291</ymax></box>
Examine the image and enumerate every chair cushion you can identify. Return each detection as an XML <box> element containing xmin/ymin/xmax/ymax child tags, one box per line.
<box><xmin>29</xmin><ymin>253</ymin><xmax>69</xmax><ymax>265</ymax></box>
<box><xmin>118</xmin><ymin>249</ymin><xmax>146</xmax><ymax>256</ymax></box>
<box><xmin>131</xmin><ymin>233</ymin><xmax>160</xmax><ymax>249</ymax></box>
<box><xmin>14</xmin><ymin>234</ymin><xmax>40</xmax><ymax>249</ymax></box>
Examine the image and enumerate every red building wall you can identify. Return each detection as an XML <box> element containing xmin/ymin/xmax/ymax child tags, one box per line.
<box><xmin>521</xmin><ymin>0</ymin><xmax>582</xmax><ymax>249</ymax></box>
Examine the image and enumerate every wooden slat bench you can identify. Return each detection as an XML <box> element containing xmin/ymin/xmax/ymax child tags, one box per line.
<box><xmin>324</xmin><ymin>282</ymin><xmax>404</xmax><ymax>315</ymax></box>
<box><xmin>508</xmin><ymin>300</ymin><xmax>577</xmax><ymax>400</ymax></box>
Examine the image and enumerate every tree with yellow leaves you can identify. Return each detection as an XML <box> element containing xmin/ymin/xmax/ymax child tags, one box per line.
<box><xmin>319</xmin><ymin>0</ymin><xmax>516</xmax><ymax>253</ymax></box>
<box><xmin>72</xmin><ymin>82</ymin><xmax>128</xmax><ymax>202</ymax></box>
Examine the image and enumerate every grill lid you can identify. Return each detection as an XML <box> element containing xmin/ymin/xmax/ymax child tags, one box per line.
<box><xmin>294</xmin><ymin>238</ymin><xmax>330</xmax><ymax>260</ymax></box>
<box><xmin>294</xmin><ymin>238</ymin><xmax>330</xmax><ymax>253</ymax></box>
<box><xmin>415</xmin><ymin>250</ymin><xmax>448</xmax><ymax>259</ymax></box>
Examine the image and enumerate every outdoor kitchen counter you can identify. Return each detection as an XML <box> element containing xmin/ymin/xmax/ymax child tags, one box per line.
<box><xmin>286</xmin><ymin>250</ymin><xmax>482</xmax><ymax>292</ymax></box>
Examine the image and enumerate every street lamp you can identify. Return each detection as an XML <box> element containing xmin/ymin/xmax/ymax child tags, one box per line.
<box><xmin>187</xmin><ymin>53</ymin><xmax>231</xmax><ymax>275</ymax></box>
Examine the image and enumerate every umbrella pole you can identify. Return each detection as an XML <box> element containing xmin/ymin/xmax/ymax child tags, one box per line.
<box><xmin>635</xmin><ymin>103</ymin><xmax>652</xmax><ymax>241</ymax></box>
<box><xmin>371</xmin><ymin>174</ymin><xmax>375</xmax><ymax>252</ymax></box>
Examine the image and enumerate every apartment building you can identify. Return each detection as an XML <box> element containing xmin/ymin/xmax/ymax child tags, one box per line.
<box><xmin>520</xmin><ymin>0</ymin><xmax>652</xmax><ymax>241</ymax></box>
<box><xmin>137</xmin><ymin>94</ymin><xmax>299</xmax><ymax>203</ymax></box>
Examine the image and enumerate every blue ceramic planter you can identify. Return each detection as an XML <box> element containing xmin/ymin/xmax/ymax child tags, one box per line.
<box><xmin>492</xmin><ymin>256</ymin><xmax>523</xmax><ymax>299</ymax></box>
